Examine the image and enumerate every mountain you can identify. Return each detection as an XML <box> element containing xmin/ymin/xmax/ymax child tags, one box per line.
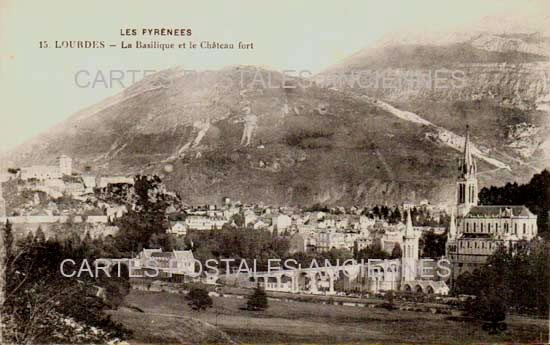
<box><xmin>317</xmin><ymin>31</ymin><xmax>550</xmax><ymax>185</ymax></box>
<box><xmin>5</xmin><ymin>30</ymin><xmax>550</xmax><ymax>207</ymax></box>
<box><xmin>2</xmin><ymin>65</ymin><xmax>490</xmax><ymax>206</ymax></box>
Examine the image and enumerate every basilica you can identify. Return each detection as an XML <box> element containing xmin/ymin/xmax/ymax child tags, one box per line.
<box><xmin>445</xmin><ymin>129</ymin><xmax>538</xmax><ymax>281</ymax></box>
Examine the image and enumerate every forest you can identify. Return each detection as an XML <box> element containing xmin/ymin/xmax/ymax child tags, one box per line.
<box><xmin>479</xmin><ymin>169</ymin><xmax>550</xmax><ymax>237</ymax></box>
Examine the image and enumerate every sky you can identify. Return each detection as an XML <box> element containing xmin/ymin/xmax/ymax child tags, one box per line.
<box><xmin>0</xmin><ymin>0</ymin><xmax>549</xmax><ymax>152</ymax></box>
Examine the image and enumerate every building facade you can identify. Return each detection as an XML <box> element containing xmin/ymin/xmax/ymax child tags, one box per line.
<box><xmin>20</xmin><ymin>155</ymin><xmax>73</xmax><ymax>180</ymax></box>
<box><xmin>446</xmin><ymin>129</ymin><xmax>538</xmax><ymax>281</ymax></box>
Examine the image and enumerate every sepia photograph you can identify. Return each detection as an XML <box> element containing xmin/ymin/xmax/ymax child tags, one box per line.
<box><xmin>0</xmin><ymin>0</ymin><xmax>549</xmax><ymax>344</ymax></box>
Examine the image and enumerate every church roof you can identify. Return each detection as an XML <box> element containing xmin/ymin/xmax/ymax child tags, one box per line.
<box><xmin>465</xmin><ymin>205</ymin><xmax>535</xmax><ymax>218</ymax></box>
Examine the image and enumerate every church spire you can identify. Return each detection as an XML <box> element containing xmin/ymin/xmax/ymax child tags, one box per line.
<box><xmin>404</xmin><ymin>208</ymin><xmax>414</xmax><ymax>238</ymax></box>
<box><xmin>456</xmin><ymin>125</ymin><xmax>478</xmax><ymax>217</ymax></box>
<box><xmin>461</xmin><ymin>126</ymin><xmax>476</xmax><ymax>177</ymax></box>
<box><xmin>402</xmin><ymin>207</ymin><xmax>419</xmax><ymax>282</ymax></box>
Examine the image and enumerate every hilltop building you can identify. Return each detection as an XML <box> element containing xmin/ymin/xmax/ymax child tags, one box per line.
<box><xmin>446</xmin><ymin>128</ymin><xmax>538</xmax><ymax>281</ymax></box>
<box><xmin>20</xmin><ymin>155</ymin><xmax>73</xmax><ymax>180</ymax></box>
<box><xmin>58</xmin><ymin>155</ymin><xmax>72</xmax><ymax>176</ymax></box>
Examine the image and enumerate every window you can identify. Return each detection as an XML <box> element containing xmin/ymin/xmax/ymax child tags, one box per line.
<box><xmin>473</xmin><ymin>223</ymin><xmax>477</xmax><ymax>232</ymax></box>
<box><xmin>514</xmin><ymin>223</ymin><xmax>518</xmax><ymax>234</ymax></box>
<box><xmin>488</xmin><ymin>223</ymin><xmax>491</xmax><ymax>232</ymax></box>
<box><xmin>523</xmin><ymin>223</ymin><xmax>526</xmax><ymax>234</ymax></box>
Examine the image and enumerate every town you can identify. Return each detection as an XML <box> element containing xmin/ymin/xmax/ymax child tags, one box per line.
<box><xmin>0</xmin><ymin>130</ymin><xmax>542</xmax><ymax>300</ymax></box>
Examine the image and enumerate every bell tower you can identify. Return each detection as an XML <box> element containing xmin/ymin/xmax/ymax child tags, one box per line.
<box><xmin>456</xmin><ymin>127</ymin><xmax>477</xmax><ymax>217</ymax></box>
<box><xmin>402</xmin><ymin>209</ymin><xmax>419</xmax><ymax>283</ymax></box>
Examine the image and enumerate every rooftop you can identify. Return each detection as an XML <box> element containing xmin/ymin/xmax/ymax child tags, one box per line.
<box><xmin>465</xmin><ymin>205</ymin><xmax>535</xmax><ymax>218</ymax></box>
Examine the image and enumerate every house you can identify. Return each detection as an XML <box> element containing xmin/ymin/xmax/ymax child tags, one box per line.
<box><xmin>185</xmin><ymin>215</ymin><xmax>227</xmax><ymax>231</ymax></box>
<box><xmin>105</xmin><ymin>205</ymin><xmax>128</xmax><ymax>219</ymax></box>
<box><xmin>149</xmin><ymin>250</ymin><xmax>195</xmax><ymax>275</ymax></box>
<box><xmin>168</xmin><ymin>221</ymin><xmax>187</xmax><ymax>236</ymax></box>
<box><xmin>81</xmin><ymin>172</ymin><xmax>97</xmax><ymax>190</ymax></box>
<box><xmin>243</xmin><ymin>209</ymin><xmax>257</xmax><ymax>226</ymax></box>
<box><xmin>288</xmin><ymin>233</ymin><xmax>306</xmax><ymax>253</ymax></box>
<box><xmin>272</xmin><ymin>214</ymin><xmax>291</xmax><ymax>231</ymax></box>
<box><xmin>316</xmin><ymin>230</ymin><xmax>359</xmax><ymax>252</ymax></box>
<box><xmin>131</xmin><ymin>248</ymin><xmax>195</xmax><ymax>277</ymax></box>
<box><xmin>252</xmin><ymin>218</ymin><xmax>270</xmax><ymax>230</ymax></box>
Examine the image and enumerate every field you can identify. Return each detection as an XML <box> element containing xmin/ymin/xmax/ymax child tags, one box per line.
<box><xmin>109</xmin><ymin>289</ymin><xmax>549</xmax><ymax>344</ymax></box>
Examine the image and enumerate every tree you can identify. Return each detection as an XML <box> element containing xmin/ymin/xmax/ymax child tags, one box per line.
<box><xmin>390</xmin><ymin>243</ymin><xmax>402</xmax><ymax>259</ymax></box>
<box><xmin>372</xmin><ymin>206</ymin><xmax>381</xmax><ymax>218</ymax></box>
<box><xmin>381</xmin><ymin>206</ymin><xmax>389</xmax><ymax>220</ymax></box>
<box><xmin>455</xmin><ymin>240</ymin><xmax>549</xmax><ymax>318</ymax></box>
<box><xmin>389</xmin><ymin>207</ymin><xmax>402</xmax><ymax>224</ymax></box>
<box><xmin>420</xmin><ymin>230</ymin><xmax>446</xmax><ymax>257</ymax></box>
<box><xmin>1</xmin><ymin>221</ymin><xmax>14</xmax><ymax>343</ymax></box>
<box><xmin>231</xmin><ymin>213</ymin><xmax>245</xmax><ymax>227</ymax></box>
<box><xmin>3</xmin><ymin>221</ymin><xmax>14</xmax><ymax>269</ymax></box>
<box><xmin>186</xmin><ymin>287</ymin><xmax>213</xmax><ymax>311</ymax></box>
<box><xmin>34</xmin><ymin>227</ymin><xmax>46</xmax><ymax>244</ymax></box>
<box><xmin>22</xmin><ymin>232</ymin><xmax>34</xmax><ymax>247</ymax></box>
<box><xmin>479</xmin><ymin>169</ymin><xmax>550</xmax><ymax>235</ymax></box>
<box><xmin>355</xmin><ymin>242</ymin><xmax>389</xmax><ymax>261</ymax></box>
<box><xmin>0</xmin><ymin>221</ymin><xmax>8</xmax><ymax>344</ymax></box>
<box><xmin>381</xmin><ymin>290</ymin><xmax>396</xmax><ymax>310</ymax></box>
<box><xmin>98</xmin><ymin>263</ymin><xmax>131</xmax><ymax>309</ymax></box>
<box><xmin>465</xmin><ymin>294</ymin><xmax>507</xmax><ymax>334</ymax></box>
<box><xmin>113</xmin><ymin>175</ymin><xmax>171</xmax><ymax>255</ymax></box>
<box><xmin>3</xmin><ymin>239</ymin><xmax>130</xmax><ymax>343</ymax></box>
<box><xmin>246</xmin><ymin>285</ymin><xmax>268</xmax><ymax>311</ymax></box>
<box><xmin>187</xmin><ymin>226</ymin><xmax>289</xmax><ymax>272</ymax></box>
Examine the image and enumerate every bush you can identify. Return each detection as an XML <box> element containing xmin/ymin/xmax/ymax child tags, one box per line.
<box><xmin>465</xmin><ymin>294</ymin><xmax>506</xmax><ymax>323</ymax></box>
<box><xmin>246</xmin><ymin>285</ymin><xmax>268</xmax><ymax>311</ymax></box>
<box><xmin>186</xmin><ymin>288</ymin><xmax>213</xmax><ymax>311</ymax></box>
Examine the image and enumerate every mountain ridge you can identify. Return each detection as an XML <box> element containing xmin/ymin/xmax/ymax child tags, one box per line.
<box><xmin>4</xmin><ymin>31</ymin><xmax>550</xmax><ymax>206</ymax></box>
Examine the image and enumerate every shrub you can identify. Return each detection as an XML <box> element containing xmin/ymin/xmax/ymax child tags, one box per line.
<box><xmin>246</xmin><ymin>285</ymin><xmax>268</xmax><ymax>311</ymax></box>
<box><xmin>186</xmin><ymin>288</ymin><xmax>213</xmax><ymax>311</ymax></box>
